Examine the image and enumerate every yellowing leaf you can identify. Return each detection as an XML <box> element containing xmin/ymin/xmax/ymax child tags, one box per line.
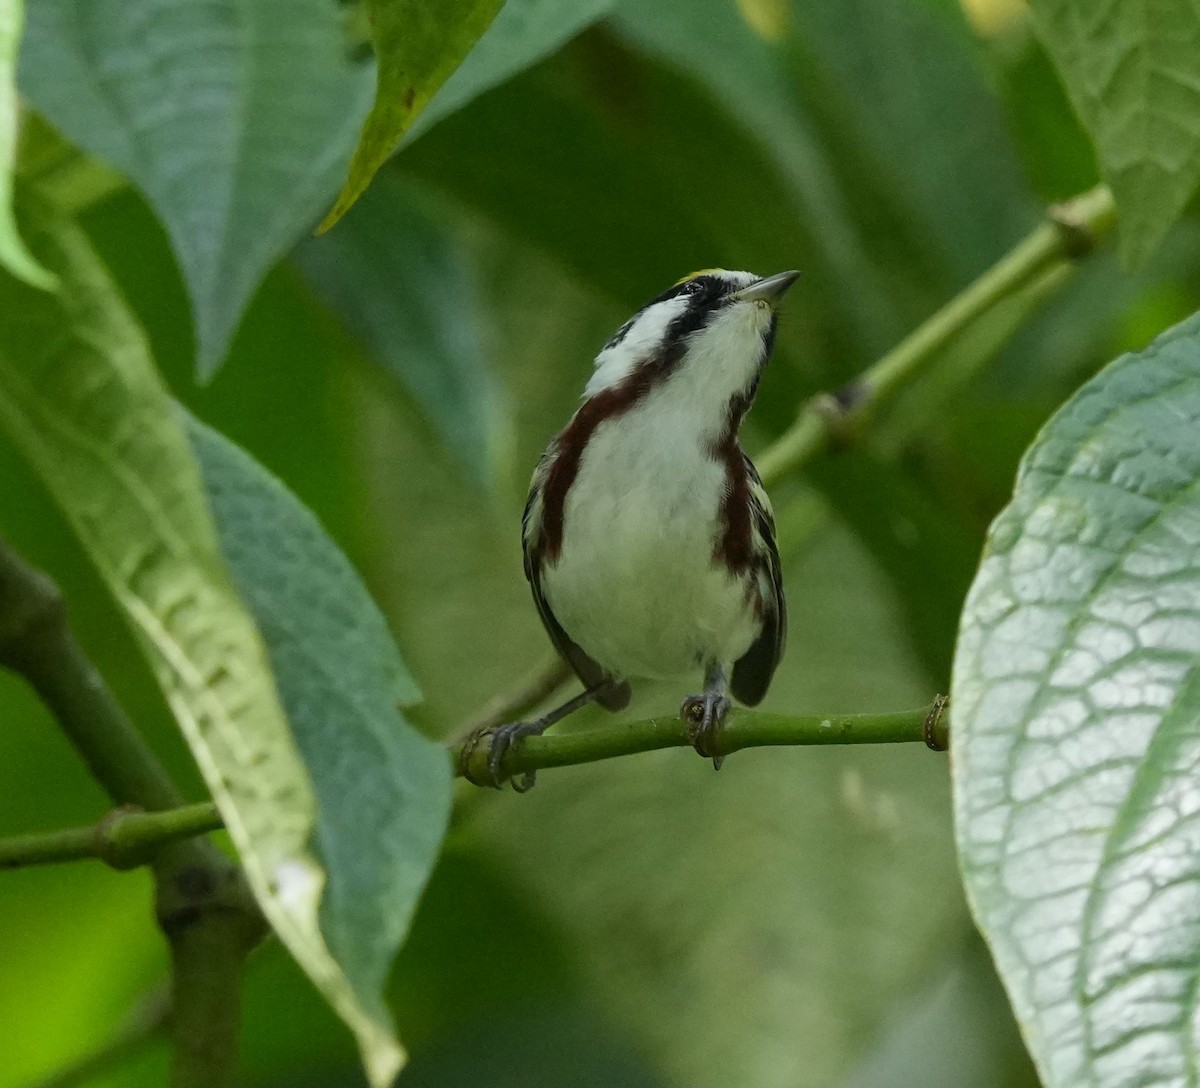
<box><xmin>319</xmin><ymin>0</ymin><xmax>503</xmax><ymax>232</ymax></box>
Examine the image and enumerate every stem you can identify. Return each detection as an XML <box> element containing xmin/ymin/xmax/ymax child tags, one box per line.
<box><xmin>0</xmin><ymin>542</ymin><xmax>184</xmax><ymax>810</ymax></box>
<box><xmin>873</xmin><ymin>260</ymin><xmax>1075</xmax><ymax>452</ymax></box>
<box><xmin>0</xmin><ymin>537</ymin><xmax>261</xmax><ymax>1088</ymax></box>
<box><xmin>755</xmin><ymin>184</ymin><xmax>1117</xmax><ymax>485</ymax></box>
<box><xmin>457</xmin><ymin>701</ymin><xmax>949</xmax><ymax>787</ymax></box>
<box><xmin>164</xmin><ymin>908</ymin><xmax>260</xmax><ymax>1088</ymax></box>
<box><xmin>0</xmin><ymin>802</ymin><xmax>223</xmax><ymax>871</ymax></box>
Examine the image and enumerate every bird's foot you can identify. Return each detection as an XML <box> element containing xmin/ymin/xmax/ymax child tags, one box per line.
<box><xmin>459</xmin><ymin>721</ymin><xmax>545</xmax><ymax>792</ymax></box>
<box><xmin>681</xmin><ymin>691</ymin><xmax>731</xmax><ymax>770</ymax></box>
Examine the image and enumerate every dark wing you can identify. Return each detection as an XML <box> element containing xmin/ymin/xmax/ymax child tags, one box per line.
<box><xmin>522</xmin><ymin>468</ymin><xmax>631</xmax><ymax>712</ymax></box>
<box><xmin>731</xmin><ymin>456</ymin><xmax>786</xmax><ymax>706</ymax></box>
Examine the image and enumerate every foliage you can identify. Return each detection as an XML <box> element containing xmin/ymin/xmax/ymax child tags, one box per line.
<box><xmin>1</xmin><ymin>0</ymin><xmax>1200</xmax><ymax>1087</ymax></box>
<box><xmin>18</xmin><ymin>0</ymin><xmax>373</xmax><ymax>374</ymax></box>
<box><xmin>953</xmin><ymin>313</ymin><xmax>1200</xmax><ymax>1088</ymax></box>
<box><xmin>1031</xmin><ymin>0</ymin><xmax>1200</xmax><ymax>269</ymax></box>
<box><xmin>321</xmin><ymin>0</ymin><xmax>503</xmax><ymax>230</ymax></box>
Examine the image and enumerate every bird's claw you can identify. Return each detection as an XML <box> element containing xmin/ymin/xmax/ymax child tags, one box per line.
<box><xmin>459</xmin><ymin>721</ymin><xmax>542</xmax><ymax>791</ymax></box>
<box><xmin>681</xmin><ymin>692</ymin><xmax>731</xmax><ymax>770</ymax></box>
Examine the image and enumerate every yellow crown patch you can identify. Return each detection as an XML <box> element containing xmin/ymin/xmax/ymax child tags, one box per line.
<box><xmin>673</xmin><ymin>268</ymin><xmax>721</xmax><ymax>286</ymax></box>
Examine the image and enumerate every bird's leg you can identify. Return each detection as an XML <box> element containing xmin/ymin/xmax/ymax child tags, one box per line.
<box><xmin>681</xmin><ymin>663</ymin><xmax>731</xmax><ymax>770</ymax></box>
<box><xmin>460</xmin><ymin>684</ymin><xmax>607</xmax><ymax>792</ymax></box>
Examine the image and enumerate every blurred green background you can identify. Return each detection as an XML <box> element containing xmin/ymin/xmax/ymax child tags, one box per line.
<box><xmin>3</xmin><ymin>0</ymin><xmax>1199</xmax><ymax>1085</ymax></box>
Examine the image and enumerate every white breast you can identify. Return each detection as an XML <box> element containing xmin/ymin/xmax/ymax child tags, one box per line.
<box><xmin>540</xmin><ymin>393</ymin><xmax>762</xmax><ymax>681</ymax></box>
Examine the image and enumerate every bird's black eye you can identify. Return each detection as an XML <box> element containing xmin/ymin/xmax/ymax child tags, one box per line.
<box><xmin>680</xmin><ymin>279</ymin><xmax>705</xmax><ymax>297</ymax></box>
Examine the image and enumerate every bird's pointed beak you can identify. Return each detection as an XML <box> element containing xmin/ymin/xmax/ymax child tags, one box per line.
<box><xmin>732</xmin><ymin>270</ymin><xmax>801</xmax><ymax>306</ymax></box>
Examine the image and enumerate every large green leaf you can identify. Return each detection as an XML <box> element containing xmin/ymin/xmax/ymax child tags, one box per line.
<box><xmin>0</xmin><ymin>202</ymin><xmax>402</xmax><ymax>1086</ymax></box>
<box><xmin>953</xmin><ymin>310</ymin><xmax>1200</xmax><ymax>1088</ymax></box>
<box><xmin>1030</xmin><ymin>0</ymin><xmax>1200</xmax><ymax>269</ymax></box>
<box><xmin>17</xmin><ymin>0</ymin><xmax>372</xmax><ymax>375</ymax></box>
<box><xmin>295</xmin><ymin>174</ymin><xmax>511</xmax><ymax>490</ymax></box>
<box><xmin>321</xmin><ymin>0</ymin><xmax>502</xmax><ymax>231</ymax></box>
<box><xmin>188</xmin><ymin>414</ymin><xmax>452</xmax><ymax>1044</ymax></box>
<box><xmin>0</xmin><ymin>0</ymin><xmax>51</xmax><ymax>288</ymax></box>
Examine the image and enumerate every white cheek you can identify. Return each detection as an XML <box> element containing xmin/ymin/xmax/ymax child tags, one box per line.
<box><xmin>586</xmin><ymin>297</ymin><xmax>689</xmax><ymax>396</ymax></box>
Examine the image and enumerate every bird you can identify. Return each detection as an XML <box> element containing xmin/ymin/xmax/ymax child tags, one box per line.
<box><xmin>465</xmin><ymin>268</ymin><xmax>797</xmax><ymax>790</ymax></box>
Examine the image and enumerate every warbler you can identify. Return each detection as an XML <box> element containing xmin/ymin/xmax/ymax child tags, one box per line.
<box><xmin>469</xmin><ymin>269</ymin><xmax>797</xmax><ymax>789</ymax></box>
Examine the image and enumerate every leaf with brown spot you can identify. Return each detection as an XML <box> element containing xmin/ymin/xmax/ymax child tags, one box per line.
<box><xmin>319</xmin><ymin>0</ymin><xmax>503</xmax><ymax>232</ymax></box>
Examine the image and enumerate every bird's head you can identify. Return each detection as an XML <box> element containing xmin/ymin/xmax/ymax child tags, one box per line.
<box><xmin>584</xmin><ymin>269</ymin><xmax>800</xmax><ymax>428</ymax></box>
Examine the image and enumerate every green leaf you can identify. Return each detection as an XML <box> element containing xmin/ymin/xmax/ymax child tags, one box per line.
<box><xmin>1030</xmin><ymin>0</ymin><xmax>1200</xmax><ymax>269</ymax></box>
<box><xmin>404</xmin><ymin>0</ymin><xmax>615</xmax><ymax>146</ymax></box>
<box><xmin>0</xmin><ymin>0</ymin><xmax>52</xmax><ymax>289</ymax></box>
<box><xmin>187</xmin><ymin>413</ymin><xmax>452</xmax><ymax>1045</ymax></box>
<box><xmin>18</xmin><ymin>0</ymin><xmax>373</xmax><ymax>376</ymax></box>
<box><xmin>953</xmin><ymin>310</ymin><xmax>1200</xmax><ymax>1088</ymax></box>
<box><xmin>320</xmin><ymin>0</ymin><xmax>503</xmax><ymax>231</ymax></box>
<box><xmin>295</xmin><ymin>174</ymin><xmax>511</xmax><ymax>490</ymax></box>
<box><xmin>0</xmin><ymin>200</ymin><xmax>402</xmax><ymax>1087</ymax></box>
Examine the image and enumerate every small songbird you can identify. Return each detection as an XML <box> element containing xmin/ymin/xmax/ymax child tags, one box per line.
<box><xmin>470</xmin><ymin>269</ymin><xmax>797</xmax><ymax>789</ymax></box>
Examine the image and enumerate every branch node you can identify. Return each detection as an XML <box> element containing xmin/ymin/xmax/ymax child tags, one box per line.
<box><xmin>811</xmin><ymin>391</ymin><xmax>861</xmax><ymax>451</ymax></box>
<box><xmin>922</xmin><ymin>694</ymin><xmax>950</xmax><ymax>751</ymax></box>
<box><xmin>1048</xmin><ymin>200</ymin><xmax>1100</xmax><ymax>260</ymax></box>
<box><xmin>456</xmin><ymin>729</ymin><xmax>505</xmax><ymax>788</ymax></box>
<box><xmin>155</xmin><ymin>847</ymin><xmax>258</xmax><ymax>942</ymax></box>
<box><xmin>94</xmin><ymin>803</ymin><xmax>147</xmax><ymax>870</ymax></box>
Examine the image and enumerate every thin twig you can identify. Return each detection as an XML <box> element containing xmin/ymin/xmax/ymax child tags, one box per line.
<box><xmin>0</xmin><ymin>802</ymin><xmax>223</xmax><ymax>871</ymax></box>
<box><xmin>457</xmin><ymin>702</ymin><xmax>947</xmax><ymax>788</ymax></box>
<box><xmin>0</xmin><ymin>539</ymin><xmax>185</xmax><ymax>811</ymax></box>
<box><xmin>755</xmin><ymin>185</ymin><xmax>1117</xmax><ymax>485</ymax></box>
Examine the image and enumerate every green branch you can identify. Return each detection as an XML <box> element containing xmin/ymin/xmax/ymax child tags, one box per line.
<box><xmin>0</xmin><ymin>538</ymin><xmax>187</xmax><ymax>811</ymax></box>
<box><xmin>0</xmin><ymin>802</ymin><xmax>223</xmax><ymax>871</ymax></box>
<box><xmin>457</xmin><ymin>701</ymin><xmax>949</xmax><ymax>788</ymax></box>
<box><xmin>755</xmin><ymin>185</ymin><xmax>1117</xmax><ymax>485</ymax></box>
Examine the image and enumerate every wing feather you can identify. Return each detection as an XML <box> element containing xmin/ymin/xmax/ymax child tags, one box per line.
<box><xmin>731</xmin><ymin>456</ymin><xmax>786</xmax><ymax>706</ymax></box>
